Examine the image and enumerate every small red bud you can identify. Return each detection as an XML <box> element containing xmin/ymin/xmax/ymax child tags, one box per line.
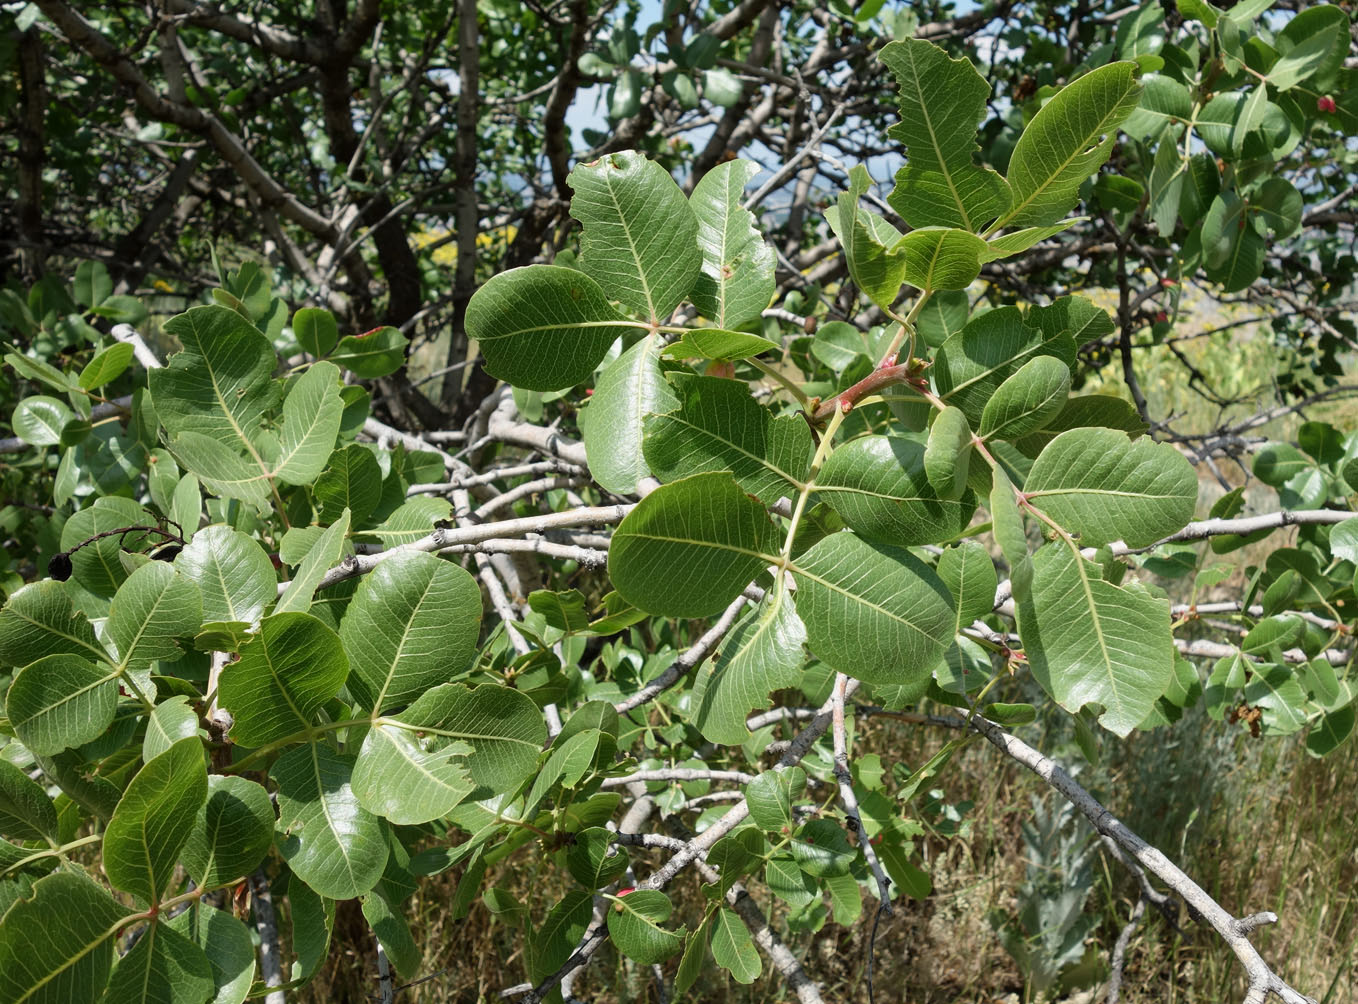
<box><xmin>616</xmin><ymin>886</ymin><xmax>635</xmax><ymax>897</ymax></box>
<box><xmin>584</xmin><ymin>388</ymin><xmax>594</xmax><ymax>396</ymax></box>
<box><xmin>1317</xmin><ymin>95</ymin><xmax>1337</xmax><ymax>114</ymax></box>
<box><xmin>1155</xmin><ymin>311</ymin><xmax>1169</xmax><ymax>323</ymax></box>
<box><xmin>1160</xmin><ymin>277</ymin><xmax>1178</xmax><ymax>288</ymax></box>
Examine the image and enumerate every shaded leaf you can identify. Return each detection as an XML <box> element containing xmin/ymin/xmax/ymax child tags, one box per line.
<box><xmin>219</xmin><ymin>613</ymin><xmax>349</xmax><ymax>747</ymax></box>
<box><xmin>0</xmin><ymin>870</ymin><xmax>129</xmax><ymax>1004</ymax></box>
<box><xmin>818</xmin><ymin>436</ymin><xmax>976</xmax><ymax>546</ymax></box>
<box><xmin>609</xmin><ymin>472</ymin><xmax>779</xmax><ymax>617</ymax></box>
<box><xmin>339</xmin><ymin>551</ymin><xmax>482</xmax><ymax>713</ymax></box>
<box><xmin>794</xmin><ymin>533</ymin><xmax>955</xmax><ymax>687</ymax></box>
<box><xmin>272</xmin><ymin>744</ymin><xmax>388</xmax><ymax>900</ymax></box>
<box><xmin>643</xmin><ymin>373</ymin><xmax>813</xmax><ymax>505</ymax></box>
<box><xmin>180</xmin><ymin>775</ymin><xmax>274</xmax><ymax>888</ymax></box>
<box><xmin>1016</xmin><ymin>544</ymin><xmax>1174</xmax><ymax>736</ymax></box>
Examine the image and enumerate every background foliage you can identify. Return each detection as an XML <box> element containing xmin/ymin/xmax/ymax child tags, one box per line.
<box><xmin>1</xmin><ymin>2</ymin><xmax>1356</xmax><ymax>1003</ymax></box>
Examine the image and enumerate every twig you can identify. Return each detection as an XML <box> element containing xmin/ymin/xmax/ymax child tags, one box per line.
<box><xmin>249</xmin><ymin>867</ymin><xmax>287</xmax><ymax>1004</ymax></box>
<box><xmin>967</xmin><ymin>715</ymin><xmax>1318</xmax><ymax>1004</ymax></box>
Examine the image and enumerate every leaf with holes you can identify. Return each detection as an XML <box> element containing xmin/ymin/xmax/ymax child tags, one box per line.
<box><xmin>569</xmin><ymin>150</ymin><xmax>702</xmax><ymax>321</ymax></box>
<box><xmin>689</xmin><ymin>158</ymin><xmax>776</xmax><ymax>329</ymax></box>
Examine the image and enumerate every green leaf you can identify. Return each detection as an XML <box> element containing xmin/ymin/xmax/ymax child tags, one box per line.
<box><xmin>1329</xmin><ymin>517</ymin><xmax>1358</xmax><ymax>564</ymax></box>
<box><xmin>166</xmin><ymin>432</ymin><xmax>271</xmax><ymax>508</ymax></box>
<box><xmin>7</xmin><ymin>655</ymin><xmax>117</xmax><ymax>756</ymax></box>
<box><xmin>148</xmin><ymin>305</ymin><xmax>279</xmax><ymax>450</ymax></box>
<box><xmin>527</xmin><ymin>589</ymin><xmax>590</xmax><ymax>634</ymax></box>
<box><xmin>825</xmin><ymin>871</ymin><xmax>863</xmax><ymax>925</ymax></box>
<box><xmin>789</xmin><ymin>818</ymin><xmax>855</xmax><ymax>877</ymax></box>
<box><xmin>979</xmin><ymin>355</ymin><xmax>1071</xmax><ymax>441</ymax></box>
<box><xmin>272</xmin><ymin>743</ymin><xmax>388</xmax><ymax>900</ymax></box>
<box><xmin>794</xmin><ymin>533</ymin><xmax>955</xmax><ymax>687</ymax></box>
<box><xmin>273</xmin><ymin>361</ymin><xmax>344</xmax><ymax>485</ymax></box>
<box><xmin>609</xmin><ymin>472</ymin><xmax>779</xmax><ymax>617</ymax></box>
<box><xmin>825</xmin><ymin>165</ymin><xmax>907</xmax><ymax>310</ymax></box>
<box><xmin>765</xmin><ymin>853</ymin><xmax>818</xmax><ymax>908</ymax></box>
<box><xmin>314</xmin><ymin>445</ymin><xmax>382</xmax><ymax>526</ymax></box>
<box><xmin>660</xmin><ymin>327</ymin><xmax>778</xmax><ymax>362</ymax></box>
<box><xmin>675</xmin><ymin>917</ymin><xmax>711</xmax><ymax>996</ymax></box>
<box><xmin>606</xmin><ymin>890</ymin><xmax>684</xmax><ymax>964</ymax></box>
<box><xmin>879</xmin><ymin>38</ymin><xmax>1011</xmax><ymax>230</ymax></box>
<box><xmin>176</xmin><ymin>526</ymin><xmax>275</xmax><ymax>624</ymax></box>
<box><xmin>362</xmin><ymin>885</ymin><xmax>422</xmax><ymax>980</ymax></box>
<box><xmin>219</xmin><ymin>613</ymin><xmax>349</xmax><ymax>747</ymax></box>
<box><xmin>12</xmin><ymin>395</ymin><xmax>73</xmax><ymax>447</ymax></box>
<box><xmin>897</xmin><ymin>227</ymin><xmax>996</xmax><ymax>291</ymax></box>
<box><xmin>276</xmin><ymin>511</ymin><xmax>350</xmax><ymax>615</ymax></box>
<box><xmin>143</xmin><ymin>696</ymin><xmax>201</xmax><ymax>762</ymax></box>
<box><xmin>370</xmin><ymin>496</ymin><xmax>453</xmax><ymax>548</ymax></box>
<box><xmin>352</xmin><ymin>721</ymin><xmax>474</xmax><ymax>825</ymax></box>
<box><xmin>180</xmin><ymin>775</ymin><xmax>274</xmax><ymax>888</ymax></box>
<box><xmin>77</xmin><ymin>343</ymin><xmax>134</xmax><ymax>391</ymax></box>
<box><xmin>293</xmin><ymin>307</ymin><xmax>338</xmax><ymax>357</ymax></box>
<box><xmin>583</xmin><ymin>333</ymin><xmax>677</xmax><ymax>495</ymax></box>
<box><xmin>642</xmin><ymin>373</ymin><xmax>813</xmax><ymax>505</ymax></box>
<box><xmin>107</xmin><ymin>561</ymin><xmax>202</xmax><ymax>673</ymax></box>
<box><xmin>0</xmin><ymin>759</ymin><xmax>59</xmax><ymax>843</ymax></box>
<box><xmin>174</xmin><ymin>905</ymin><xmax>255</xmax><ymax>1004</ymax></box>
<box><xmin>934</xmin><ymin>307</ymin><xmax>1074</xmax><ymax>425</ymax></box>
<box><xmin>339</xmin><ymin>551</ymin><xmax>481</xmax><ymax>713</ymax></box>
<box><xmin>1023</xmin><ymin>428</ymin><xmax>1198</xmax><ymax>547</ymax></box>
<box><xmin>73</xmin><ymin>260</ymin><xmax>113</xmax><ymax>310</ymax></box>
<box><xmin>569</xmin><ymin>150</ymin><xmax>702</xmax><ymax>321</ymax></box>
<box><xmin>1175</xmin><ymin>0</ymin><xmax>1218</xmax><ymax>27</ymax></box>
<box><xmin>1014</xmin><ymin>394</ymin><xmax>1148</xmax><ymax>456</ymax></box>
<box><xmin>287</xmin><ymin>880</ymin><xmax>334</xmax><ymax>984</ymax></box>
<box><xmin>983</xmin><ymin>219</ymin><xmax>1082</xmax><ymax>258</ymax></box>
<box><xmin>924</xmin><ymin>407</ymin><xmax>973</xmax><ymax>502</ymax></box>
<box><xmin>937</xmin><ymin>539</ymin><xmax>998</xmax><ymax>627</ymax></box>
<box><xmin>6</xmin><ymin>348</ymin><xmax>73</xmax><ymax>393</ymax></box>
<box><xmin>0</xmin><ymin>870</ymin><xmax>129</xmax><ymax>1004</ymax></box>
<box><xmin>329</xmin><ymin>326</ymin><xmax>408</xmax><ymax>379</ymax></box>
<box><xmin>1000</xmin><ymin>62</ymin><xmax>1142</xmax><ymax>228</ymax></box>
<box><xmin>745</xmin><ymin>766</ymin><xmax>806</xmax><ymax>832</ymax></box>
<box><xmin>0</xmin><ymin>580</ymin><xmax>107</xmax><ymax>668</ymax></box>
<box><xmin>103</xmin><ymin>738</ymin><xmax>208</xmax><ymax>902</ymax></box>
<box><xmin>566</xmin><ymin>827</ymin><xmax>629</xmax><ymax>889</ymax></box>
<box><xmin>711</xmin><ymin>907</ymin><xmax>761</xmax><ymax>984</ymax></box>
<box><xmin>103</xmin><ymin>919</ymin><xmax>213</xmax><ymax>1004</ymax></box>
<box><xmin>1016</xmin><ymin>544</ymin><xmax>1175</xmax><ymax>737</ymax></box>
<box><xmin>61</xmin><ymin>499</ymin><xmax>155</xmax><ymax>596</ymax></box>
<box><xmin>1253</xmin><ymin>442</ymin><xmax>1311</xmax><ymax>488</ymax></box>
<box><xmin>689</xmin><ymin>159</ymin><xmax>776</xmax><ymax>328</ymax></box>
<box><xmin>527</xmin><ymin>890</ymin><xmax>594</xmax><ymax>983</ymax></box>
<box><xmin>1122</xmin><ymin>74</ymin><xmax>1193</xmax><ymax>140</ymax></box>
<box><xmin>465</xmin><ymin>265</ymin><xmax>633</xmax><ymax>392</ymax></box>
<box><xmin>693</xmin><ymin>584</ymin><xmax>805</xmax><ymax>744</ymax></box>
<box><xmin>1269</xmin><ymin>5</ymin><xmax>1350</xmax><ymax>90</ymax></box>
<box><xmin>818</xmin><ymin>436</ymin><xmax>977</xmax><ymax>546</ymax></box>
<box><xmin>392</xmin><ymin>683</ymin><xmax>547</xmax><ymax>794</ymax></box>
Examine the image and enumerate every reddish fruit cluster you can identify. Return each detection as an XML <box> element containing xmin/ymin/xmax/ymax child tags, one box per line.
<box><xmin>1317</xmin><ymin>95</ymin><xmax>1337</xmax><ymax>114</ymax></box>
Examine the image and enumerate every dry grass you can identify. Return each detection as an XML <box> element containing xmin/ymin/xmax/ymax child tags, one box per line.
<box><xmin>290</xmin><ymin>704</ymin><xmax>1358</xmax><ymax>1004</ymax></box>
